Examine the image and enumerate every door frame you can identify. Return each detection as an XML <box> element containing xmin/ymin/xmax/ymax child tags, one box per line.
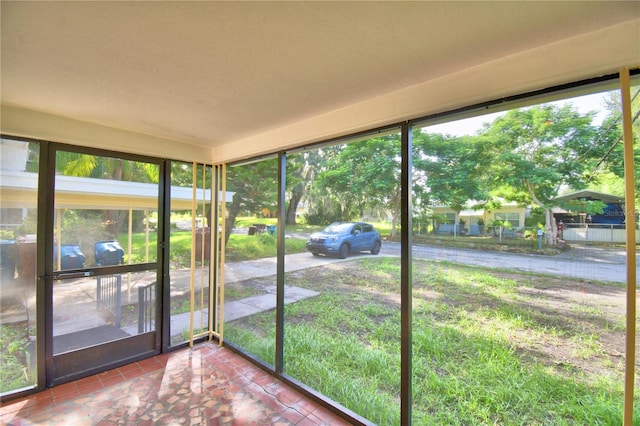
<box><xmin>40</xmin><ymin>142</ymin><xmax>167</xmax><ymax>386</ymax></box>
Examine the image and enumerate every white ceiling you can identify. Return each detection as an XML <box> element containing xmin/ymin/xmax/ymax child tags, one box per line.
<box><xmin>1</xmin><ymin>2</ymin><xmax>639</xmax><ymax>163</ymax></box>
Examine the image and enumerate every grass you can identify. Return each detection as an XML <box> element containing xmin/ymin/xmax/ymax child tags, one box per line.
<box><xmin>116</xmin><ymin>217</ymin><xmax>312</xmax><ymax>266</ymax></box>
<box><xmin>225</xmin><ymin>233</ymin><xmax>308</xmax><ymax>262</ymax></box>
<box><xmin>224</xmin><ymin>257</ymin><xmax>635</xmax><ymax>426</ymax></box>
<box><xmin>0</xmin><ymin>322</ymin><xmax>35</xmax><ymax>393</ymax></box>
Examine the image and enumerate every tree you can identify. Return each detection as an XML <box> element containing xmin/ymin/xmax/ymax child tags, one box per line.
<box><xmin>224</xmin><ymin>159</ymin><xmax>278</xmax><ymax>243</ymax></box>
<box><xmin>412</xmin><ymin>131</ymin><xmax>493</xmax><ymax>231</ymax></box>
<box><xmin>481</xmin><ymin>104</ymin><xmax>598</xmax><ymax>245</ymax></box>
<box><xmin>304</xmin><ymin>145</ymin><xmax>361</xmax><ymax>225</ymax></box>
<box><xmin>314</xmin><ymin>135</ymin><xmax>403</xmax><ymax>235</ymax></box>
<box><xmin>589</xmin><ymin>87</ymin><xmax>640</xmax><ymax>207</ymax></box>
<box><xmin>285</xmin><ymin>151</ymin><xmax>322</xmax><ymax>225</ymax></box>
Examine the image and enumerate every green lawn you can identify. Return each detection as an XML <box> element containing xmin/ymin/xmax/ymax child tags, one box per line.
<box><xmin>224</xmin><ymin>257</ymin><xmax>634</xmax><ymax>425</ymax></box>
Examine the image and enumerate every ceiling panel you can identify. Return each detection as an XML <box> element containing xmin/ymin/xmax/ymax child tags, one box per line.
<box><xmin>1</xmin><ymin>1</ymin><xmax>639</xmax><ymax>162</ymax></box>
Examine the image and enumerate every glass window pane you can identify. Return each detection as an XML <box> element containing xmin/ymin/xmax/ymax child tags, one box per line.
<box><xmin>53</xmin><ymin>151</ymin><xmax>160</xmax><ymax>269</ymax></box>
<box><xmin>0</xmin><ymin>138</ymin><xmax>39</xmax><ymax>395</ymax></box>
<box><xmin>168</xmin><ymin>162</ymin><xmax>213</xmax><ymax>346</ymax></box>
<box><xmin>412</xmin><ymin>88</ymin><xmax>632</xmax><ymax>423</ymax></box>
<box><xmin>222</xmin><ymin>158</ymin><xmax>278</xmax><ymax>365</ymax></box>
<box><xmin>284</xmin><ymin>134</ymin><xmax>402</xmax><ymax>424</ymax></box>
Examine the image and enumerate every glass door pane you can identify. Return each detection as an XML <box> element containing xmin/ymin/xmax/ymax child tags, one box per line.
<box><xmin>50</xmin><ymin>149</ymin><xmax>160</xmax><ymax>383</ymax></box>
<box><xmin>52</xmin><ymin>271</ymin><xmax>157</xmax><ymax>354</ymax></box>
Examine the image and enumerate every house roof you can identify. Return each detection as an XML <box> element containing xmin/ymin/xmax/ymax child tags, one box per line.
<box><xmin>552</xmin><ymin>190</ymin><xmax>626</xmax><ymax>205</ymax></box>
<box><xmin>0</xmin><ymin>170</ymin><xmax>233</xmax><ymax>210</ymax></box>
<box><xmin>1</xmin><ymin>2</ymin><xmax>638</xmax><ymax>163</ymax></box>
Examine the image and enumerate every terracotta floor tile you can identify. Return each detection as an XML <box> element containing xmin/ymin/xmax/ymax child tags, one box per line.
<box><xmin>49</xmin><ymin>382</ymin><xmax>78</xmax><ymax>400</ymax></box>
<box><xmin>75</xmin><ymin>376</ymin><xmax>104</xmax><ymax>394</ymax></box>
<box><xmin>98</xmin><ymin>374</ymin><xmax>125</xmax><ymax>389</ymax></box>
<box><xmin>137</xmin><ymin>357</ymin><xmax>163</xmax><ymax>373</ymax></box>
<box><xmin>117</xmin><ymin>361</ymin><xmax>144</xmax><ymax>374</ymax></box>
<box><xmin>0</xmin><ymin>343</ymin><xmax>353</xmax><ymax>426</ymax></box>
<box><xmin>297</xmin><ymin>417</ymin><xmax>322</xmax><ymax>426</ymax></box>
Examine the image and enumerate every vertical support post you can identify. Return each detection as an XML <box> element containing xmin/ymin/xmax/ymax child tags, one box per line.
<box><xmin>199</xmin><ymin>166</ymin><xmax>206</xmax><ymax>336</ymax></box>
<box><xmin>209</xmin><ymin>165</ymin><xmax>218</xmax><ymax>341</ymax></box>
<box><xmin>620</xmin><ymin>68</ymin><xmax>637</xmax><ymax>426</ymax></box>
<box><xmin>217</xmin><ymin>164</ymin><xmax>227</xmax><ymax>344</ymax></box>
<box><xmin>159</xmin><ymin>159</ymin><xmax>169</xmax><ymax>352</ymax></box>
<box><xmin>400</xmin><ymin>122</ymin><xmax>413</xmax><ymax>425</ymax></box>
<box><xmin>189</xmin><ymin>162</ymin><xmax>197</xmax><ymax>347</ymax></box>
<box><xmin>42</xmin><ymin>143</ymin><xmax>56</xmax><ymax>387</ymax></box>
<box><xmin>275</xmin><ymin>152</ymin><xmax>287</xmax><ymax>374</ymax></box>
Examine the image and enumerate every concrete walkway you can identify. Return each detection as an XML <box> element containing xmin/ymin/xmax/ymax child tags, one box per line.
<box><xmin>157</xmin><ymin>285</ymin><xmax>320</xmax><ymax>337</ymax></box>
<box><xmin>159</xmin><ymin>253</ymin><xmax>353</xmax><ymax>336</ymax></box>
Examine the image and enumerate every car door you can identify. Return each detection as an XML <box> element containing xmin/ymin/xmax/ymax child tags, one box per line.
<box><xmin>350</xmin><ymin>223</ymin><xmax>365</xmax><ymax>250</ymax></box>
<box><xmin>361</xmin><ymin>224</ymin><xmax>376</xmax><ymax>248</ymax></box>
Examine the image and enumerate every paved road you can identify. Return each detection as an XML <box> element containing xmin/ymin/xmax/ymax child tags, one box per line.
<box><xmin>378</xmin><ymin>241</ymin><xmax>637</xmax><ymax>284</ymax></box>
<box><xmin>227</xmin><ymin>240</ymin><xmax>637</xmax><ymax>285</ymax></box>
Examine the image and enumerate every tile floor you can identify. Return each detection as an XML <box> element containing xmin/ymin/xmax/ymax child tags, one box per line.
<box><xmin>0</xmin><ymin>342</ymin><xmax>353</xmax><ymax>425</ymax></box>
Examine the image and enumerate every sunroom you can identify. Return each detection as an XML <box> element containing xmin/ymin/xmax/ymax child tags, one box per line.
<box><xmin>1</xmin><ymin>2</ymin><xmax>639</xmax><ymax>425</ymax></box>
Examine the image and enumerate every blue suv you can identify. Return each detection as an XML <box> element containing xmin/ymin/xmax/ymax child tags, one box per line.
<box><xmin>307</xmin><ymin>222</ymin><xmax>382</xmax><ymax>259</ymax></box>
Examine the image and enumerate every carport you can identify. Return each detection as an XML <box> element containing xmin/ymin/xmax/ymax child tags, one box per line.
<box><xmin>553</xmin><ymin>190</ymin><xmax>639</xmax><ymax>243</ymax></box>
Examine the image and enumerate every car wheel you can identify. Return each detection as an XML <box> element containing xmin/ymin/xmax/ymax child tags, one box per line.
<box><xmin>311</xmin><ymin>252</ymin><xmax>320</xmax><ymax>257</ymax></box>
<box><xmin>371</xmin><ymin>241</ymin><xmax>381</xmax><ymax>255</ymax></box>
<box><xmin>338</xmin><ymin>244</ymin><xmax>349</xmax><ymax>259</ymax></box>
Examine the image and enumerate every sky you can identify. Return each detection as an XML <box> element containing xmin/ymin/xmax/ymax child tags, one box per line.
<box><xmin>424</xmin><ymin>91</ymin><xmax>612</xmax><ymax>137</ymax></box>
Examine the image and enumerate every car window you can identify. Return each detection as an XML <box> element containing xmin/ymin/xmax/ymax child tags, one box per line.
<box><xmin>324</xmin><ymin>223</ymin><xmax>352</xmax><ymax>233</ymax></box>
<box><xmin>353</xmin><ymin>225</ymin><xmax>362</xmax><ymax>234</ymax></box>
<box><xmin>363</xmin><ymin>224</ymin><xmax>373</xmax><ymax>232</ymax></box>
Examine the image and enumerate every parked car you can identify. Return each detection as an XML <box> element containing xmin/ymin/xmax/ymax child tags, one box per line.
<box><xmin>307</xmin><ymin>222</ymin><xmax>382</xmax><ymax>259</ymax></box>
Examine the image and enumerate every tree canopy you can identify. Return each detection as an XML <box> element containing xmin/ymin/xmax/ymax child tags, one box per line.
<box><xmin>217</xmin><ymin>88</ymin><xmax>637</xmax><ymax>246</ymax></box>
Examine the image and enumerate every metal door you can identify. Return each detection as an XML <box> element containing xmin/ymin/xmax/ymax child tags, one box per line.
<box><xmin>46</xmin><ymin>146</ymin><xmax>164</xmax><ymax>385</ymax></box>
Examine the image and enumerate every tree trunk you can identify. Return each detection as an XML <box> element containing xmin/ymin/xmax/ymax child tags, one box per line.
<box><xmin>545</xmin><ymin>208</ymin><xmax>557</xmax><ymax>246</ymax></box>
<box><xmin>224</xmin><ymin>198</ymin><xmax>241</xmax><ymax>245</ymax></box>
<box><xmin>526</xmin><ymin>181</ymin><xmax>558</xmax><ymax>246</ymax></box>
<box><xmin>285</xmin><ymin>189</ymin><xmax>303</xmax><ymax>225</ymax></box>
<box><xmin>390</xmin><ymin>192</ymin><xmax>401</xmax><ymax>238</ymax></box>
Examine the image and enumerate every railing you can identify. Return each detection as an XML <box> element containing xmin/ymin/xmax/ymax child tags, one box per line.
<box><xmin>138</xmin><ymin>281</ymin><xmax>156</xmax><ymax>334</ymax></box>
<box><xmin>96</xmin><ymin>274</ymin><xmax>122</xmax><ymax>328</ymax></box>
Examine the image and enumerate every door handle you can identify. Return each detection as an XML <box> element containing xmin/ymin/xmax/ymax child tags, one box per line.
<box><xmin>48</xmin><ymin>271</ymin><xmax>94</xmax><ymax>281</ymax></box>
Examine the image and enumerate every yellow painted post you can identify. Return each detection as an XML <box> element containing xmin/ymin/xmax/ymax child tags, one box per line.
<box><xmin>218</xmin><ymin>164</ymin><xmax>226</xmax><ymax>345</ymax></box>
<box><xmin>208</xmin><ymin>167</ymin><xmax>215</xmax><ymax>341</ymax></box>
<box><xmin>189</xmin><ymin>162</ymin><xmax>197</xmax><ymax>347</ymax></box>
<box><xmin>199</xmin><ymin>165</ymin><xmax>206</xmax><ymax>336</ymax></box>
<box><xmin>620</xmin><ymin>68</ymin><xmax>637</xmax><ymax>426</ymax></box>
